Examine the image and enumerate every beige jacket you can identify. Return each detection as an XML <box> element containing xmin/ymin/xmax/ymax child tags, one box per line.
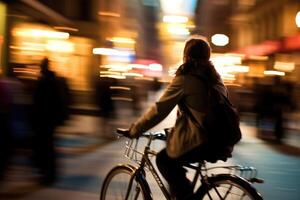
<box><xmin>130</xmin><ymin>72</ymin><xmax>227</xmax><ymax>158</ymax></box>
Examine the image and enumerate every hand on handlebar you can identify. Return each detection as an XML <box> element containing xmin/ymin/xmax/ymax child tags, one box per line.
<box><xmin>116</xmin><ymin>126</ymin><xmax>138</xmax><ymax>139</ymax></box>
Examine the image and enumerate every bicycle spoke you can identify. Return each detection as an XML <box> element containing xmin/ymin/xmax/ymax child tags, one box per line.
<box><xmin>133</xmin><ymin>186</ymin><xmax>141</xmax><ymax>200</ymax></box>
<box><xmin>221</xmin><ymin>184</ymin><xmax>233</xmax><ymax>199</ymax></box>
<box><xmin>206</xmin><ymin>189</ymin><xmax>214</xmax><ymax>200</ymax></box>
<box><xmin>212</xmin><ymin>185</ymin><xmax>226</xmax><ymax>199</ymax></box>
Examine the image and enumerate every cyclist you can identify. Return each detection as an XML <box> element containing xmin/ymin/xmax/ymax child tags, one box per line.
<box><xmin>127</xmin><ymin>35</ymin><xmax>232</xmax><ymax>200</ymax></box>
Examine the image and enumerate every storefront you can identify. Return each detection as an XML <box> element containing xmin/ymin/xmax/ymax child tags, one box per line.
<box><xmin>10</xmin><ymin>22</ymin><xmax>94</xmax><ymax>91</ymax></box>
<box><xmin>2</xmin><ymin>1</ymin><xmax>97</xmax><ymax>91</ymax></box>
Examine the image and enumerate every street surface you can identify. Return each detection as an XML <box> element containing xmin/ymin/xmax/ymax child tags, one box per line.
<box><xmin>1</xmin><ymin>96</ymin><xmax>300</xmax><ymax>200</ymax></box>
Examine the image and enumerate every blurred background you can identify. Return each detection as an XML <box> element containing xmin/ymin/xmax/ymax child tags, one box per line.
<box><xmin>0</xmin><ymin>0</ymin><xmax>300</xmax><ymax>199</ymax></box>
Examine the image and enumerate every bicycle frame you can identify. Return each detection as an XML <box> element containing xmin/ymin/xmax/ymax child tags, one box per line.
<box><xmin>125</xmin><ymin>134</ymin><xmax>207</xmax><ymax>200</ymax></box>
<box><xmin>122</xmin><ymin>132</ymin><xmax>263</xmax><ymax>200</ymax></box>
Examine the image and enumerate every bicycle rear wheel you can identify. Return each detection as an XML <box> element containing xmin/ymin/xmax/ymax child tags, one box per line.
<box><xmin>100</xmin><ymin>165</ymin><xmax>149</xmax><ymax>200</ymax></box>
<box><xmin>197</xmin><ymin>174</ymin><xmax>263</xmax><ymax>200</ymax></box>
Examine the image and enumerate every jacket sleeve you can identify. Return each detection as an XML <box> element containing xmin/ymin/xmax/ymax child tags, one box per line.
<box><xmin>130</xmin><ymin>75</ymin><xmax>185</xmax><ymax>137</ymax></box>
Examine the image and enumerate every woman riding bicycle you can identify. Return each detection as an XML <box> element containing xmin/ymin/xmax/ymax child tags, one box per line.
<box><xmin>127</xmin><ymin>35</ymin><xmax>233</xmax><ymax>200</ymax></box>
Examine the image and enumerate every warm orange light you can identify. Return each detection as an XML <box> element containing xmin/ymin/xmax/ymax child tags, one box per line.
<box><xmin>163</xmin><ymin>15</ymin><xmax>188</xmax><ymax>23</ymax></box>
<box><xmin>167</xmin><ymin>24</ymin><xmax>190</xmax><ymax>35</ymax></box>
<box><xmin>98</xmin><ymin>11</ymin><xmax>120</xmax><ymax>18</ymax></box>
<box><xmin>46</xmin><ymin>40</ymin><xmax>74</xmax><ymax>53</ymax></box>
<box><xmin>225</xmin><ymin>65</ymin><xmax>249</xmax><ymax>73</ymax></box>
<box><xmin>13</xmin><ymin>28</ymin><xmax>69</xmax><ymax>39</ymax></box>
<box><xmin>274</xmin><ymin>62</ymin><xmax>295</xmax><ymax>72</ymax></box>
<box><xmin>54</xmin><ymin>26</ymin><xmax>79</xmax><ymax>32</ymax></box>
<box><xmin>296</xmin><ymin>11</ymin><xmax>300</xmax><ymax>28</ymax></box>
<box><xmin>108</xmin><ymin>37</ymin><xmax>136</xmax><ymax>44</ymax></box>
<box><xmin>264</xmin><ymin>70</ymin><xmax>285</xmax><ymax>76</ymax></box>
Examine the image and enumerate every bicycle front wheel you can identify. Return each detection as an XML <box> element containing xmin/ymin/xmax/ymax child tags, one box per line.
<box><xmin>197</xmin><ymin>174</ymin><xmax>263</xmax><ymax>200</ymax></box>
<box><xmin>100</xmin><ymin>165</ymin><xmax>149</xmax><ymax>200</ymax></box>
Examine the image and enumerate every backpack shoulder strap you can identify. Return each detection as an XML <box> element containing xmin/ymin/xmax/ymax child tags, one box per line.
<box><xmin>180</xmin><ymin>102</ymin><xmax>203</xmax><ymax>129</ymax></box>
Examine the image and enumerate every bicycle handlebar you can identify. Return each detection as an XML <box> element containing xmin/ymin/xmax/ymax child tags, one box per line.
<box><xmin>143</xmin><ymin>131</ymin><xmax>167</xmax><ymax>140</ymax></box>
<box><xmin>116</xmin><ymin>128</ymin><xmax>167</xmax><ymax>140</ymax></box>
<box><xmin>116</xmin><ymin>128</ymin><xmax>130</xmax><ymax>136</ymax></box>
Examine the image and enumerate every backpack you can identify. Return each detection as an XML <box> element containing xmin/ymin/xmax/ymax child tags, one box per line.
<box><xmin>203</xmin><ymin>87</ymin><xmax>242</xmax><ymax>147</ymax></box>
<box><xmin>182</xmin><ymin>76</ymin><xmax>242</xmax><ymax>148</ymax></box>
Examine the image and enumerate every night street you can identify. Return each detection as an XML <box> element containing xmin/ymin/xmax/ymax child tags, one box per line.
<box><xmin>1</xmin><ymin>0</ymin><xmax>300</xmax><ymax>199</ymax></box>
<box><xmin>1</xmin><ymin>109</ymin><xmax>300</xmax><ymax>200</ymax></box>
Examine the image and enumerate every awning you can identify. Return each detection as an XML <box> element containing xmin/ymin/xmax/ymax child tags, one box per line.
<box><xmin>234</xmin><ymin>40</ymin><xmax>282</xmax><ymax>56</ymax></box>
<box><xmin>282</xmin><ymin>34</ymin><xmax>300</xmax><ymax>52</ymax></box>
<box><xmin>233</xmin><ymin>33</ymin><xmax>300</xmax><ymax>56</ymax></box>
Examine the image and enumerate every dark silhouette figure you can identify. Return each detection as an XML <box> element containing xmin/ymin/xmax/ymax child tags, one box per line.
<box><xmin>270</xmin><ymin>76</ymin><xmax>292</xmax><ymax>142</ymax></box>
<box><xmin>255</xmin><ymin>76</ymin><xmax>293</xmax><ymax>142</ymax></box>
<box><xmin>32</xmin><ymin>58</ymin><xmax>66</xmax><ymax>185</ymax></box>
<box><xmin>95</xmin><ymin>77</ymin><xmax>115</xmax><ymax>117</ymax></box>
<box><xmin>0</xmin><ymin>77</ymin><xmax>13</xmax><ymax>181</ymax></box>
<box><xmin>95</xmin><ymin>77</ymin><xmax>115</xmax><ymax>138</ymax></box>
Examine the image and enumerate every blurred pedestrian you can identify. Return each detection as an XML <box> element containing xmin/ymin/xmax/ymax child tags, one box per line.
<box><xmin>0</xmin><ymin>76</ymin><xmax>13</xmax><ymax>181</ymax></box>
<box><xmin>6</xmin><ymin>65</ymin><xmax>30</xmax><ymax>148</ymax></box>
<box><xmin>32</xmin><ymin>57</ymin><xmax>66</xmax><ymax>185</ymax></box>
<box><xmin>95</xmin><ymin>77</ymin><xmax>115</xmax><ymax>117</ymax></box>
<box><xmin>270</xmin><ymin>76</ymin><xmax>292</xmax><ymax>142</ymax></box>
<box><xmin>95</xmin><ymin>77</ymin><xmax>116</xmax><ymax>137</ymax></box>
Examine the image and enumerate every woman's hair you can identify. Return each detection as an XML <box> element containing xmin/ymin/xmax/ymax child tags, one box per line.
<box><xmin>176</xmin><ymin>36</ymin><xmax>220</xmax><ymax>84</ymax></box>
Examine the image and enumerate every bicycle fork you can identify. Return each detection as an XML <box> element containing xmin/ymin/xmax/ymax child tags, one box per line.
<box><xmin>125</xmin><ymin>171</ymin><xmax>140</xmax><ymax>200</ymax></box>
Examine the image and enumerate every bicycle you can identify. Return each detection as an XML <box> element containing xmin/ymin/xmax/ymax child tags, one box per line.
<box><xmin>100</xmin><ymin>129</ymin><xmax>264</xmax><ymax>200</ymax></box>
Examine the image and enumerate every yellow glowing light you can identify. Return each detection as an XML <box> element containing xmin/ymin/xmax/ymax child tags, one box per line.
<box><xmin>13</xmin><ymin>67</ymin><xmax>38</xmax><ymax>75</ymax></box>
<box><xmin>110</xmin><ymin>86</ymin><xmax>131</xmax><ymax>91</ymax></box>
<box><xmin>221</xmin><ymin>73</ymin><xmax>236</xmax><ymax>81</ymax></box>
<box><xmin>134</xmin><ymin>77</ymin><xmax>155</xmax><ymax>81</ymax></box>
<box><xmin>296</xmin><ymin>11</ymin><xmax>300</xmax><ymax>28</ymax></box>
<box><xmin>264</xmin><ymin>70</ymin><xmax>285</xmax><ymax>76</ymax></box>
<box><xmin>98</xmin><ymin>11</ymin><xmax>120</xmax><ymax>17</ymax></box>
<box><xmin>46</xmin><ymin>40</ymin><xmax>74</xmax><ymax>53</ymax></box>
<box><xmin>106</xmin><ymin>64</ymin><xmax>132</xmax><ymax>72</ymax></box>
<box><xmin>149</xmin><ymin>63</ymin><xmax>163</xmax><ymax>71</ymax></box>
<box><xmin>10</xmin><ymin>45</ymin><xmax>45</xmax><ymax>52</ymax></box>
<box><xmin>93</xmin><ymin>48</ymin><xmax>118</xmax><ymax>55</ymax></box>
<box><xmin>100</xmin><ymin>71</ymin><xmax>121</xmax><ymax>75</ymax></box>
<box><xmin>163</xmin><ymin>15</ymin><xmax>189</xmax><ymax>23</ymax></box>
<box><xmin>248</xmin><ymin>55</ymin><xmax>269</xmax><ymax>61</ymax></box>
<box><xmin>122</xmin><ymin>72</ymin><xmax>143</xmax><ymax>77</ymax></box>
<box><xmin>274</xmin><ymin>61</ymin><xmax>295</xmax><ymax>72</ymax></box>
<box><xmin>109</xmin><ymin>37</ymin><xmax>136</xmax><ymax>44</ymax></box>
<box><xmin>211</xmin><ymin>34</ymin><xmax>229</xmax><ymax>46</ymax></box>
<box><xmin>211</xmin><ymin>54</ymin><xmax>242</xmax><ymax>67</ymax></box>
<box><xmin>128</xmin><ymin>64</ymin><xmax>148</xmax><ymax>69</ymax></box>
<box><xmin>14</xmin><ymin>29</ymin><xmax>69</xmax><ymax>39</ymax></box>
<box><xmin>167</xmin><ymin>25</ymin><xmax>190</xmax><ymax>35</ymax></box>
<box><xmin>100</xmin><ymin>74</ymin><xmax>126</xmax><ymax>79</ymax></box>
<box><xmin>54</xmin><ymin>26</ymin><xmax>79</xmax><ymax>32</ymax></box>
<box><xmin>225</xmin><ymin>65</ymin><xmax>249</xmax><ymax>73</ymax></box>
